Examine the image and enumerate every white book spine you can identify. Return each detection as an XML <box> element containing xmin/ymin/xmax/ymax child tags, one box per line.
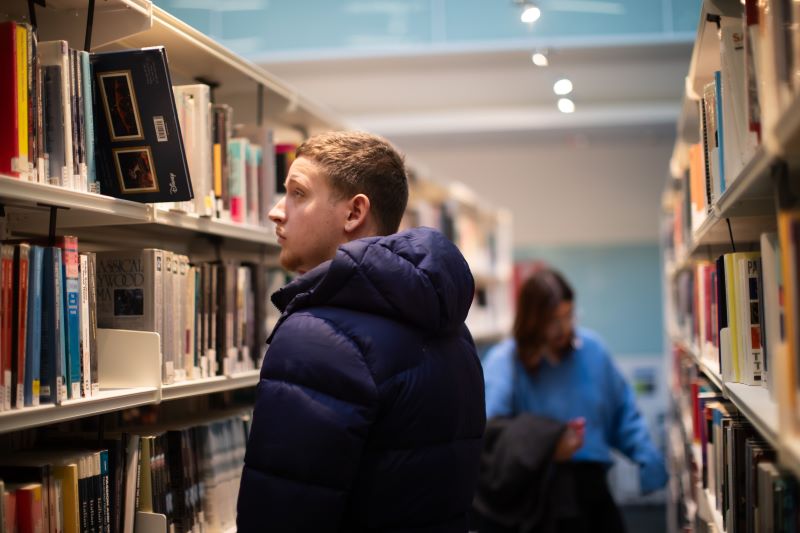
<box><xmin>79</xmin><ymin>254</ymin><xmax>91</xmax><ymax>397</ymax></box>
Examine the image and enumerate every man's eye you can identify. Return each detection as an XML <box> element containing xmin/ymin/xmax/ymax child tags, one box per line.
<box><xmin>292</xmin><ymin>189</ymin><xmax>305</xmax><ymax>197</ymax></box>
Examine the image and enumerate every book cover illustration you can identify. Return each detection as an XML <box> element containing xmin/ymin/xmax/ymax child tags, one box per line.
<box><xmin>91</xmin><ymin>47</ymin><xmax>193</xmax><ymax>203</ymax></box>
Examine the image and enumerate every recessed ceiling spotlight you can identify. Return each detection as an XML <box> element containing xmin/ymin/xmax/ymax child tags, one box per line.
<box><xmin>532</xmin><ymin>51</ymin><xmax>549</xmax><ymax>66</ymax></box>
<box><xmin>521</xmin><ymin>5</ymin><xmax>542</xmax><ymax>23</ymax></box>
<box><xmin>558</xmin><ymin>98</ymin><xmax>576</xmax><ymax>114</ymax></box>
<box><xmin>553</xmin><ymin>78</ymin><xmax>573</xmax><ymax>96</ymax></box>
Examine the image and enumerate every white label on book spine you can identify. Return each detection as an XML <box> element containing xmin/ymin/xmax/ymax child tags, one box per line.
<box><xmin>154</xmin><ymin>116</ymin><xmax>168</xmax><ymax>142</ymax></box>
<box><xmin>16</xmin><ymin>386</ymin><xmax>23</xmax><ymax>408</ymax></box>
<box><xmin>71</xmin><ymin>382</ymin><xmax>80</xmax><ymax>400</ymax></box>
<box><xmin>200</xmin><ymin>356</ymin><xmax>208</xmax><ymax>378</ymax></box>
<box><xmin>0</xmin><ymin>384</ymin><xmax>5</xmax><ymax>411</ymax></box>
<box><xmin>165</xmin><ymin>361</ymin><xmax>175</xmax><ymax>384</ymax></box>
<box><xmin>3</xmin><ymin>371</ymin><xmax>10</xmax><ymax>410</ymax></box>
<box><xmin>56</xmin><ymin>377</ymin><xmax>66</xmax><ymax>404</ymax></box>
<box><xmin>32</xmin><ymin>381</ymin><xmax>39</xmax><ymax>406</ymax></box>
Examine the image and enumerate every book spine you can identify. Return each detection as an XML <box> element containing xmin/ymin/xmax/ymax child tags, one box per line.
<box><xmin>1</xmin><ymin>244</ymin><xmax>15</xmax><ymax>410</ymax></box>
<box><xmin>100</xmin><ymin>450</ymin><xmax>110</xmax><ymax>533</ymax></box>
<box><xmin>0</xmin><ymin>22</ymin><xmax>20</xmax><ymax>177</ymax></box>
<box><xmin>24</xmin><ymin>246</ymin><xmax>42</xmax><ymax>406</ymax></box>
<box><xmin>80</xmin><ymin>254</ymin><xmax>91</xmax><ymax>397</ymax></box>
<box><xmin>87</xmin><ymin>252</ymin><xmax>99</xmax><ymax>395</ymax></box>
<box><xmin>12</xmin><ymin>244</ymin><xmax>29</xmax><ymax>408</ymax></box>
<box><xmin>80</xmin><ymin>51</ymin><xmax>96</xmax><ymax>192</ymax></box>
<box><xmin>152</xmin><ymin>250</ymin><xmax>165</xmax><ymax>384</ymax></box>
<box><xmin>54</xmin><ymin>248</ymin><xmax>67</xmax><ymax>403</ymax></box>
<box><xmin>58</xmin><ymin>236</ymin><xmax>82</xmax><ymax>399</ymax></box>
<box><xmin>15</xmin><ymin>25</ymin><xmax>28</xmax><ymax>179</ymax></box>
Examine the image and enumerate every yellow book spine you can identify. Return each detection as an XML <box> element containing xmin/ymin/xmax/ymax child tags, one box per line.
<box><xmin>15</xmin><ymin>25</ymin><xmax>27</xmax><ymax>175</ymax></box>
<box><xmin>725</xmin><ymin>253</ymin><xmax>741</xmax><ymax>382</ymax></box>
<box><xmin>778</xmin><ymin>211</ymin><xmax>799</xmax><ymax>421</ymax></box>
<box><xmin>213</xmin><ymin>143</ymin><xmax>222</xmax><ymax>197</ymax></box>
<box><xmin>53</xmin><ymin>464</ymin><xmax>80</xmax><ymax>533</ymax></box>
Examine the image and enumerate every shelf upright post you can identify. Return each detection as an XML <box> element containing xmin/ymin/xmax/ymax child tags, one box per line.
<box><xmin>84</xmin><ymin>0</ymin><xmax>96</xmax><ymax>52</ymax></box>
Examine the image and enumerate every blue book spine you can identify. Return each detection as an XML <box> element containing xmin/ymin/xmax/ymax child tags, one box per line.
<box><xmin>40</xmin><ymin>247</ymin><xmax>65</xmax><ymax>403</ymax></box>
<box><xmin>100</xmin><ymin>449</ymin><xmax>110</xmax><ymax>533</ymax></box>
<box><xmin>59</xmin><ymin>237</ymin><xmax>81</xmax><ymax>399</ymax></box>
<box><xmin>80</xmin><ymin>51</ymin><xmax>96</xmax><ymax>192</ymax></box>
<box><xmin>24</xmin><ymin>245</ymin><xmax>43</xmax><ymax>407</ymax></box>
<box><xmin>714</xmin><ymin>71</ymin><xmax>726</xmax><ymax>193</ymax></box>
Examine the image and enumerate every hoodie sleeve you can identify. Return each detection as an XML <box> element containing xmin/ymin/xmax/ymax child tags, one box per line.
<box><xmin>237</xmin><ymin>312</ymin><xmax>378</xmax><ymax>532</ymax></box>
<box><xmin>605</xmin><ymin>353</ymin><xmax>668</xmax><ymax>494</ymax></box>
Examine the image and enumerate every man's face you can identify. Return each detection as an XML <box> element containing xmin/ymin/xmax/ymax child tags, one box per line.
<box><xmin>268</xmin><ymin>157</ymin><xmax>350</xmax><ymax>274</ymax></box>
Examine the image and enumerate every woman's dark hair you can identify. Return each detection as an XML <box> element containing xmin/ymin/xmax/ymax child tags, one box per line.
<box><xmin>513</xmin><ymin>267</ymin><xmax>574</xmax><ymax>370</ymax></box>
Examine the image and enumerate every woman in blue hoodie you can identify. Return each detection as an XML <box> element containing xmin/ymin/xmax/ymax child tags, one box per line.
<box><xmin>237</xmin><ymin>131</ymin><xmax>485</xmax><ymax>533</ymax></box>
<box><xmin>482</xmin><ymin>268</ymin><xmax>667</xmax><ymax>533</ymax></box>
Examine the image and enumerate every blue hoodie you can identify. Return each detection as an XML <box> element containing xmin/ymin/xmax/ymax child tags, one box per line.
<box><xmin>237</xmin><ymin>227</ymin><xmax>486</xmax><ymax>533</ymax></box>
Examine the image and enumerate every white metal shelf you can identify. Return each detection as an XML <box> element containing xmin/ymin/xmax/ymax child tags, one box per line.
<box><xmin>673</xmin><ymin>337</ymin><xmax>779</xmax><ymax>447</ymax></box>
<box><xmin>150</xmin><ymin>209</ymin><xmax>279</xmax><ymax>247</ymax></box>
<box><xmin>0</xmin><ymin>387</ymin><xmax>159</xmax><ymax>434</ymax></box>
<box><xmin>161</xmin><ymin>371</ymin><xmax>260</xmax><ymax>401</ymax></box>
<box><xmin>0</xmin><ymin>175</ymin><xmax>150</xmax><ymax>226</ymax></box>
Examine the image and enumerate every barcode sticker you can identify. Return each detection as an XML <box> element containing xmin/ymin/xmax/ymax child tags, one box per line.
<box><xmin>154</xmin><ymin>116</ymin><xmax>168</xmax><ymax>142</ymax></box>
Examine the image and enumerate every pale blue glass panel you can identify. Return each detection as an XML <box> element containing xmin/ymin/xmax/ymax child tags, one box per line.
<box><xmin>443</xmin><ymin>0</ymin><xmax>665</xmax><ymax>41</ymax></box>
<box><xmin>672</xmin><ymin>0</ymin><xmax>703</xmax><ymax>32</ymax></box>
<box><xmin>514</xmin><ymin>243</ymin><xmax>664</xmax><ymax>356</ymax></box>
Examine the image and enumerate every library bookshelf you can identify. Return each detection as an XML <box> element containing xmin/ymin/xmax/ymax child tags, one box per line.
<box><xmin>664</xmin><ymin>0</ymin><xmax>800</xmax><ymax>531</ymax></box>
<box><xmin>0</xmin><ymin>0</ymin><xmax>512</xmax><ymax>531</ymax></box>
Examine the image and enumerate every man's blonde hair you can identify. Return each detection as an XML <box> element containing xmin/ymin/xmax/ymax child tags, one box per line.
<box><xmin>296</xmin><ymin>131</ymin><xmax>409</xmax><ymax>235</ymax></box>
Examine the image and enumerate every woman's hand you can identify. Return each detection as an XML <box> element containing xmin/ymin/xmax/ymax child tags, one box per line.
<box><xmin>553</xmin><ymin>417</ymin><xmax>586</xmax><ymax>462</ymax></box>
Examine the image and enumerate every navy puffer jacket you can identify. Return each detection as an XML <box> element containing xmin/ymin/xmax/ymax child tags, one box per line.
<box><xmin>237</xmin><ymin>227</ymin><xmax>486</xmax><ymax>533</ymax></box>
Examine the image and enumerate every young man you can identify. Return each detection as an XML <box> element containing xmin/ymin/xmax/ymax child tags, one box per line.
<box><xmin>237</xmin><ymin>131</ymin><xmax>486</xmax><ymax>532</ymax></box>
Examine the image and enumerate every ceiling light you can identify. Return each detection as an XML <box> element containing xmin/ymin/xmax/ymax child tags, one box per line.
<box><xmin>532</xmin><ymin>52</ymin><xmax>549</xmax><ymax>66</ymax></box>
<box><xmin>558</xmin><ymin>98</ymin><xmax>576</xmax><ymax>114</ymax></box>
<box><xmin>520</xmin><ymin>5</ymin><xmax>541</xmax><ymax>23</ymax></box>
<box><xmin>553</xmin><ymin>78</ymin><xmax>573</xmax><ymax>95</ymax></box>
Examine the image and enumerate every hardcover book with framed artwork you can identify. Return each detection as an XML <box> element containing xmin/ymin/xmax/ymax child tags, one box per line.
<box><xmin>90</xmin><ymin>46</ymin><xmax>193</xmax><ymax>203</ymax></box>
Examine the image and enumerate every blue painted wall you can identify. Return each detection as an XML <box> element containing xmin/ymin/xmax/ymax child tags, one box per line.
<box><xmin>515</xmin><ymin>242</ymin><xmax>663</xmax><ymax>357</ymax></box>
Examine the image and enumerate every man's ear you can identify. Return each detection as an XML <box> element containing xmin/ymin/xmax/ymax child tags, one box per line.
<box><xmin>344</xmin><ymin>193</ymin><xmax>371</xmax><ymax>234</ymax></box>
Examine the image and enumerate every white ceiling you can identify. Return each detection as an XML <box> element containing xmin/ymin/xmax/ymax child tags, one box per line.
<box><xmin>256</xmin><ymin>38</ymin><xmax>692</xmax><ymax>246</ymax></box>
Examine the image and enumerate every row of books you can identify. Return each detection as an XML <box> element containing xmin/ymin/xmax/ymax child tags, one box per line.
<box><xmin>672</xmin><ymin>353</ymin><xmax>799</xmax><ymax>533</ymax></box>
<box><xmin>670</xmin><ymin>228</ymin><xmax>796</xmax><ymax>395</ymax></box>
<box><xmin>0</xmin><ymin>236</ymin><xmax>287</xmax><ymax>412</ymax></box>
<box><xmin>0</xmin><ymin>411</ymin><xmax>250</xmax><ymax>533</ymax></box>
<box><xmin>97</xmin><ymin>247</ymin><xmax>284</xmax><ymax>383</ymax></box>
<box><xmin>0</xmin><ymin>20</ymin><xmax>298</xmax><ymax>227</ymax></box>
<box><xmin>0</xmin><ymin>239</ymin><xmax>98</xmax><ymax>411</ymax></box>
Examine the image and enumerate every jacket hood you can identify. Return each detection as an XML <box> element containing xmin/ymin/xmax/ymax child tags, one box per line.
<box><xmin>272</xmin><ymin>227</ymin><xmax>475</xmax><ymax>335</ymax></box>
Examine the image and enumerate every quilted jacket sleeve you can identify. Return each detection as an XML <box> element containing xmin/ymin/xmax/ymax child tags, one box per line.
<box><xmin>237</xmin><ymin>311</ymin><xmax>379</xmax><ymax>533</ymax></box>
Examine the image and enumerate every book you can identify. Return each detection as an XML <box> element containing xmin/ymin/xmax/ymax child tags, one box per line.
<box><xmin>79</xmin><ymin>254</ymin><xmax>91</xmax><ymax>398</ymax></box>
<box><xmin>173</xmin><ymin>84</ymin><xmax>214</xmax><ymax>216</ymax></box>
<box><xmin>96</xmin><ymin>249</ymin><xmax>166</xmax><ymax>383</ymax></box>
<box><xmin>11</xmin><ymin>243</ymin><xmax>29</xmax><ymax>408</ymax></box>
<box><xmin>86</xmin><ymin>252</ymin><xmax>99</xmax><ymax>395</ymax></box>
<box><xmin>41</xmin><ymin>246</ymin><xmax>67</xmax><ymax>404</ymax></box>
<box><xmin>24</xmin><ymin>245</ymin><xmax>42</xmax><ymax>407</ymax></box>
<box><xmin>91</xmin><ymin>47</ymin><xmax>193</xmax><ymax>203</ymax></box>
<box><xmin>56</xmin><ymin>236</ymin><xmax>81</xmax><ymax>399</ymax></box>
<box><xmin>0</xmin><ymin>22</ymin><xmax>21</xmax><ymax>178</ymax></box>
<box><xmin>39</xmin><ymin>40</ymin><xmax>74</xmax><ymax>188</ymax></box>
<box><xmin>79</xmin><ymin>51</ymin><xmax>97</xmax><ymax>193</ymax></box>
<box><xmin>1</xmin><ymin>244</ymin><xmax>14</xmax><ymax>410</ymax></box>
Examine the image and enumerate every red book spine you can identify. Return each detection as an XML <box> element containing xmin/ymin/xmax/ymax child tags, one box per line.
<box><xmin>0</xmin><ymin>21</ymin><xmax>19</xmax><ymax>177</ymax></box>
<box><xmin>16</xmin><ymin>247</ymin><xmax>29</xmax><ymax>407</ymax></box>
<box><xmin>15</xmin><ymin>485</ymin><xmax>44</xmax><ymax>533</ymax></box>
<box><xmin>1</xmin><ymin>246</ymin><xmax>14</xmax><ymax>410</ymax></box>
